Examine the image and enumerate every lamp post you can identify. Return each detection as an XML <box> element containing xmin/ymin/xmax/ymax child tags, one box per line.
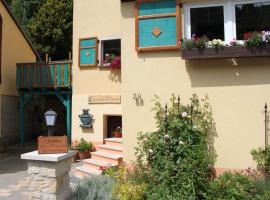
<box><xmin>44</xmin><ymin>109</ymin><xmax>57</xmax><ymax>136</ymax></box>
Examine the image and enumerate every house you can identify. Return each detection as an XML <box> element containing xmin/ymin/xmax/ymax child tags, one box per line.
<box><xmin>0</xmin><ymin>0</ymin><xmax>37</xmax><ymax>146</ymax></box>
<box><xmin>72</xmin><ymin>0</ymin><xmax>270</xmax><ymax>176</ymax></box>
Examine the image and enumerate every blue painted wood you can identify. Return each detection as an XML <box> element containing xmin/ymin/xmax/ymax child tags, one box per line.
<box><xmin>43</xmin><ymin>64</ymin><xmax>47</xmax><ymax>86</ymax></box>
<box><xmin>36</xmin><ymin>64</ymin><xmax>41</xmax><ymax>87</ymax></box>
<box><xmin>16</xmin><ymin>64</ymin><xmax>20</xmax><ymax>88</ymax></box>
<box><xmin>139</xmin><ymin>17</ymin><xmax>177</xmax><ymax>47</ymax></box>
<box><xmin>80</xmin><ymin>39</ymin><xmax>96</xmax><ymax>47</ymax></box>
<box><xmin>138</xmin><ymin>0</ymin><xmax>176</xmax><ymax>16</ymax></box>
<box><xmin>66</xmin><ymin>94</ymin><xmax>71</xmax><ymax>145</ymax></box>
<box><xmin>29</xmin><ymin>64</ymin><xmax>33</xmax><ymax>88</ymax></box>
<box><xmin>56</xmin><ymin>64</ymin><xmax>61</xmax><ymax>87</ymax></box>
<box><xmin>80</xmin><ymin>48</ymin><xmax>96</xmax><ymax>65</ymax></box>
<box><xmin>64</xmin><ymin>63</ymin><xmax>69</xmax><ymax>86</ymax></box>
<box><xmin>49</xmin><ymin>64</ymin><xmax>54</xmax><ymax>86</ymax></box>
<box><xmin>23</xmin><ymin>65</ymin><xmax>28</xmax><ymax>88</ymax></box>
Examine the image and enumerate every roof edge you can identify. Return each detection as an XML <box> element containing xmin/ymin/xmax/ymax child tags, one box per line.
<box><xmin>1</xmin><ymin>0</ymin><xmax>39</xmax><ymax>59</ymax></box>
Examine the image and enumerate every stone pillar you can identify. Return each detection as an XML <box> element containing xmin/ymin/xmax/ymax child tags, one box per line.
<box><xmin>21</xmin><ymin>151</ymin><xmax>76</xmax><ymax>200</ymax></box>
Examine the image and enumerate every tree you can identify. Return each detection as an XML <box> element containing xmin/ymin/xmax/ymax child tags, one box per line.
<box><xmin>28</xmin><ymin>0</ymin><xmax>72</xmax><ymax>60</ymax></box>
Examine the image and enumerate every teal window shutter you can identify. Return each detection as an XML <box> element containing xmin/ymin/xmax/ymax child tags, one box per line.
<box><xmin>135</xmin><ymin>0</ymin><xmax>181</xmax><ymax>51</ymax></box>
<box><xmin>79</xmin><ymin>37</ymin><xmax>98</xmax><ymax>67</ymax></box>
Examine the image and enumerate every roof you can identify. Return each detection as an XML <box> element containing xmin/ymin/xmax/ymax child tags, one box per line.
<box><xmin>0</xmin><ymin>0</ymin><xmax>39</xmax><ymax>58</ymax></box>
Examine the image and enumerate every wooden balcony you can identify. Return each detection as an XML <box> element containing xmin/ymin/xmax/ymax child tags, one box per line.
<box><xmin>16</xmin><ymin>61</ymin><xmax>72</xmax><ymax>90</ymax></box>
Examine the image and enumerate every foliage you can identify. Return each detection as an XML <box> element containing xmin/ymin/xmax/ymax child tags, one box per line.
<box><xmin>68</xmin><ymin>176</ymin><xmax>116</xmax><ymax>200</ymax></box>
<box><xmin>104</xmin><ymin>165</ymin><xmax>148</xmax><ymax>200</ymax></box>
<box><xmin>102</xmin><ymin>54</ymin><xmax>121</xmax><ymax>70</ymax></box>
<box><xmin>9</xmin><ymin>0</ymin><xmax>46</xmax><ymax>34</ymax></box>
<box><xmin>209</xmin><ymin>39</ymin><xmax>225</xmax><ymax>49</ymax></box>
<box><xmin>251</xmin><ymin>145</ymin><xmax>270</xmax><ymax>176</ymax></box>
<box><xmin>181</xmin><ymin>35</ymin><xmax>209</xmax><ymax>49</ymax></box>
<box><xmin>244</xmin><ymin>32</ymin><xmax>267</xmax><ymax>47</ymax></box>
<box><xmin>135</xmin><ymin>94</ymin><xmax>216</xmax><ymax>200</ymax></box>
<box><xmin>27</xmin><ymin>0</ymin><xmax>73</xmax><ymax>60</ymax></box>
<box><xmin>207</xmin><ymin>172</ymin><xmax>258</xmax><ymax>200</ymax></box>
<box><xmin>76</xmin><ymin>138</ymin><xmax>92</xmax><ymax>152</ymax></box>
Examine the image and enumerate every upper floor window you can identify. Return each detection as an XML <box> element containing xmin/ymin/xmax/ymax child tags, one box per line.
<box><xmin>190</xmin><ymin>5</ymin><xmax>224</xmax><ymax>40</ymax></box>
<box><xmin>235</xmin><ymin>1</ymin><xmax>270</xmax><ymax>40</ymax></box>
<box><xmin>184</xmin><ymin>0</ymin><xmax>270</xmax><ymax>43</ymax></box>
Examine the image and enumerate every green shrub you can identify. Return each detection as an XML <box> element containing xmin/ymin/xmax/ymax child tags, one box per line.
<box><xmin>68</xmin><ymin>176</ymin><xmax>116</xmax><ymax>200</ymax></box>
<box><xmin>251</xmin><ymin>146</ymin><xmax>270</xmax><ymax>176</ymax></box>
<box><xmin>136</xmin><ymin>94</ymin><xmax>216</xmax><ymax>200</ymax></box>
<box><xmin>105</xmin><ymin>165</ymin><xmax>148</xmax><ymax>200</ymax></box>
<box><xmin>76</xmin><ymin>138</ymin><xmax>93</xmax><ymax>152</ymax></box>
<box><xmin>208</xmin><ymin>172</ymin><xmax>257</xmax><ymax>200</ymax></box>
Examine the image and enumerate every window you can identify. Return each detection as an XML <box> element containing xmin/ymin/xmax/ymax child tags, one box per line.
<box><xmin>184</xmin><ymin>0</ymin><xmax>270</xmax><ymax>43</ymax></box>
<box><xmin>100</xmin><ymin>38</ymin><xmax>121</xmax><ymax>67</ymax></box>
<box><xmin>235</xmin><ymin>1</ymin><xmax>270</xmax><ymax>39</ymax></box>
<box><xmin>190</xmin><ymin>6</ymin><xmax>224</xmax><ymax>40</ymax></box>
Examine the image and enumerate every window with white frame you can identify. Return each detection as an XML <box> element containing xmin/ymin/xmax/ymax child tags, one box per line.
<box><xmin>99</xmin><ymin>38</ymin><xmax>121</xmax><ymax>67</ymax></box>
<box><xmin>184</xmin><ymin>0</ymin><xmax>270</xmax><ymax>43</ymax></box>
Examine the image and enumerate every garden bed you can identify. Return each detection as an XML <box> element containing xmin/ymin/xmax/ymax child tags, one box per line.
<box><xmin>182</xmin><ymin>46</ymin><xmax>270</xmax><ymax>60</ymax></box>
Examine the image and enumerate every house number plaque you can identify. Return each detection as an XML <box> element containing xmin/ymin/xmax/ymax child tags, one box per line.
<box><xmin>88</xmin><ymin>95</ymin><xmax>121</xmax><ymax>104</ymax></box>
<box><xmin>38</xmin><ymin>136</ymin><xmax>68</xmax><ymax>154</ymax></box>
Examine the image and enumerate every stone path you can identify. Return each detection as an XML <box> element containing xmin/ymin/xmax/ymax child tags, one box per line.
<box><xmin>0</xmin><ymin>151</ymin><xmax>82</xmax><ymax>200</ymax></box>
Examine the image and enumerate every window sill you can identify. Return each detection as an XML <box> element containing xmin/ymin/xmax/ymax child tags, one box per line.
<box><xmin>182</xmin><ymin>46</ymin><xmax>270</xmax><ymax>60</ymax></box>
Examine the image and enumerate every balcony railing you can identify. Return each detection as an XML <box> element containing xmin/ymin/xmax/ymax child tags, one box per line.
<box><xmin>16</xmin><ymin>61</ymin><xmax>72</xmax><ymax>90</ymax></box>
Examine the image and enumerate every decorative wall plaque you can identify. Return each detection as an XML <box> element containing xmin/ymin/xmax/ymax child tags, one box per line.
<box><xmin>88</xmin><ymin>95</ymin><xmax>121</xmax><ymax>104</ymax></box>
<box><xmin>38</xmin><ymin>136</ymin><xmax>68</xmax><ymax>154</ymax></box>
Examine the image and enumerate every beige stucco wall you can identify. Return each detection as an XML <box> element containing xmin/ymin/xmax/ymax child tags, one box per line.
<box><xmin>72</xmin><ymin>0</ymin><xmax>122</xmax><ymax>143</ymax></box>
<box><xmin>0</xmin><ymin>1</ymin><xmax>36</xmax><ymax>138</ymax></box>
<box><xmin>121</xmin><ymin>2</ymin><xmax>270</xmax><ymax>170</ymax></box>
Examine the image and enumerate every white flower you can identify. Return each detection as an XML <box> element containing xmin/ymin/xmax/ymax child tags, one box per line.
<box><xmin>181</xmin><ymin>112</ymin><xmax>188</xmax><ymax>117</ymax></box>
<box><xmin>149</xmin><ymin>149</ymin><xmax>153</xmax><ymax>154</ymax></box>
<box><xmin>193</xmin><ymin>125</ymin><xmax>197</xmax><ymax>130</ymax></box>
<box><xmin>164</xmin><ymin>135</ymin><xmax>169</xmax><ymax>140</ymax></box>
<box><xmin>179</xmin><ymin>141</ymin><xmax>185</xmax><ymax>145</ymax></box>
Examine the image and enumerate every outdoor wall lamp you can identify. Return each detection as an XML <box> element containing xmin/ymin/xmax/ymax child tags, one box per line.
<box><xmin>44</xmin><ymin>109</ymin><xmax>57</xmax><ymax>136</ymax></box>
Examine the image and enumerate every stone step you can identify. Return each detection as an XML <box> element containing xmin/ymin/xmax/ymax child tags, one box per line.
<box><xmin>75</xmin><ymin>166</ymin><xmax>102</xmax><ymax>177</ymax></box>
<box><xmin>91</xmin><ymin>151</ymin><xmax>123</xmax><ymax>165</ymax></box>
<box><xmin>104</xmin><ymin>138</ymin><xmax>123</xmax><ymax>146</ymax></box>
<box><xmin>83</xmin><ymin>158</ymin><xmax>116</xmax><ymax>170</ymax></box>
<box><xmin>98</xmin><ymin>144</ymin><xmax>123</xmax><ymax>152</ymax></box>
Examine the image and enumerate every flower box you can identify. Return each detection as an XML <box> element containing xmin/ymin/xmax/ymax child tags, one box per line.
<box><xmin>181</xmin><ymin>46</ymin><xmax>270</xmax><ymax>60</ymax></box>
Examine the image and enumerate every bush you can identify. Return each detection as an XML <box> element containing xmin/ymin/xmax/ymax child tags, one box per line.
<box><xmin>104</xmin><ymin>165</ymin><xmax>148</xmax><ymax>200</ymax></box>
<box><xmin>135</xmin><ymin>94</ymin><xmax>216</xmax><ymax>200</ymax></box>
<box><xmin>68</xmin><ymin>176</ymin><xmax>116</xmax><ymax>200</ymax></box>
<box><xmin>251</xmin><ymin>146</ymin><xmax>270</xmax><ymax>176</ymax></box>
<box><xmin>208</xmin><ymin>172</ymin><xmax>257</xmax><ymax>200</ymax></box>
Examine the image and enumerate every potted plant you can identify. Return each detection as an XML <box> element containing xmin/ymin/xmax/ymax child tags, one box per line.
<box><xmin>76</xmin><ymin>138</ymin><xmax>93</xmax><ymax>160</ymax></box>
<box><xmin>112</xmin><ymin>126</ymin><xmax>122</xmax><ymax>138</ymax></box>
<box><xmin>102</xmin><ymin>54</ymin><xmax>121</xmax><ymax>69</ymax></box>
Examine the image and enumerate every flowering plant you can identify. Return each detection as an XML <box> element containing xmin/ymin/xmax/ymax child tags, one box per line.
<box><xmin>244</xmin><ymin>31</ymin><xmax>268</xmax><ymax>47</ymax></box>
<box><xmin>230</xmin><ymin>38</ymin><xmax>241</xmax><ymax>47</ymax></box>
<box><xmin>181</xmin><ymin>35</ymin><xmax>209</xmax><ymax>49</ymax></box>
<box><xmin>102</xmin><ymin>54</ymin><xmax>121</xmax><ymax>69</ymax></box>
<box><xmin>208</xmin><ymin>39</ymin><xmax>225</xmax><ymax>48</ymax></box>
<box><xmin>114</xmin><ymin>126</ymin><xmax>122</xmax><ymax>133</ymax></box>
<box><xmin>136</xmin><ymin>94</ymin><xmax>216</xmax><ymax>199</ymax></box>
